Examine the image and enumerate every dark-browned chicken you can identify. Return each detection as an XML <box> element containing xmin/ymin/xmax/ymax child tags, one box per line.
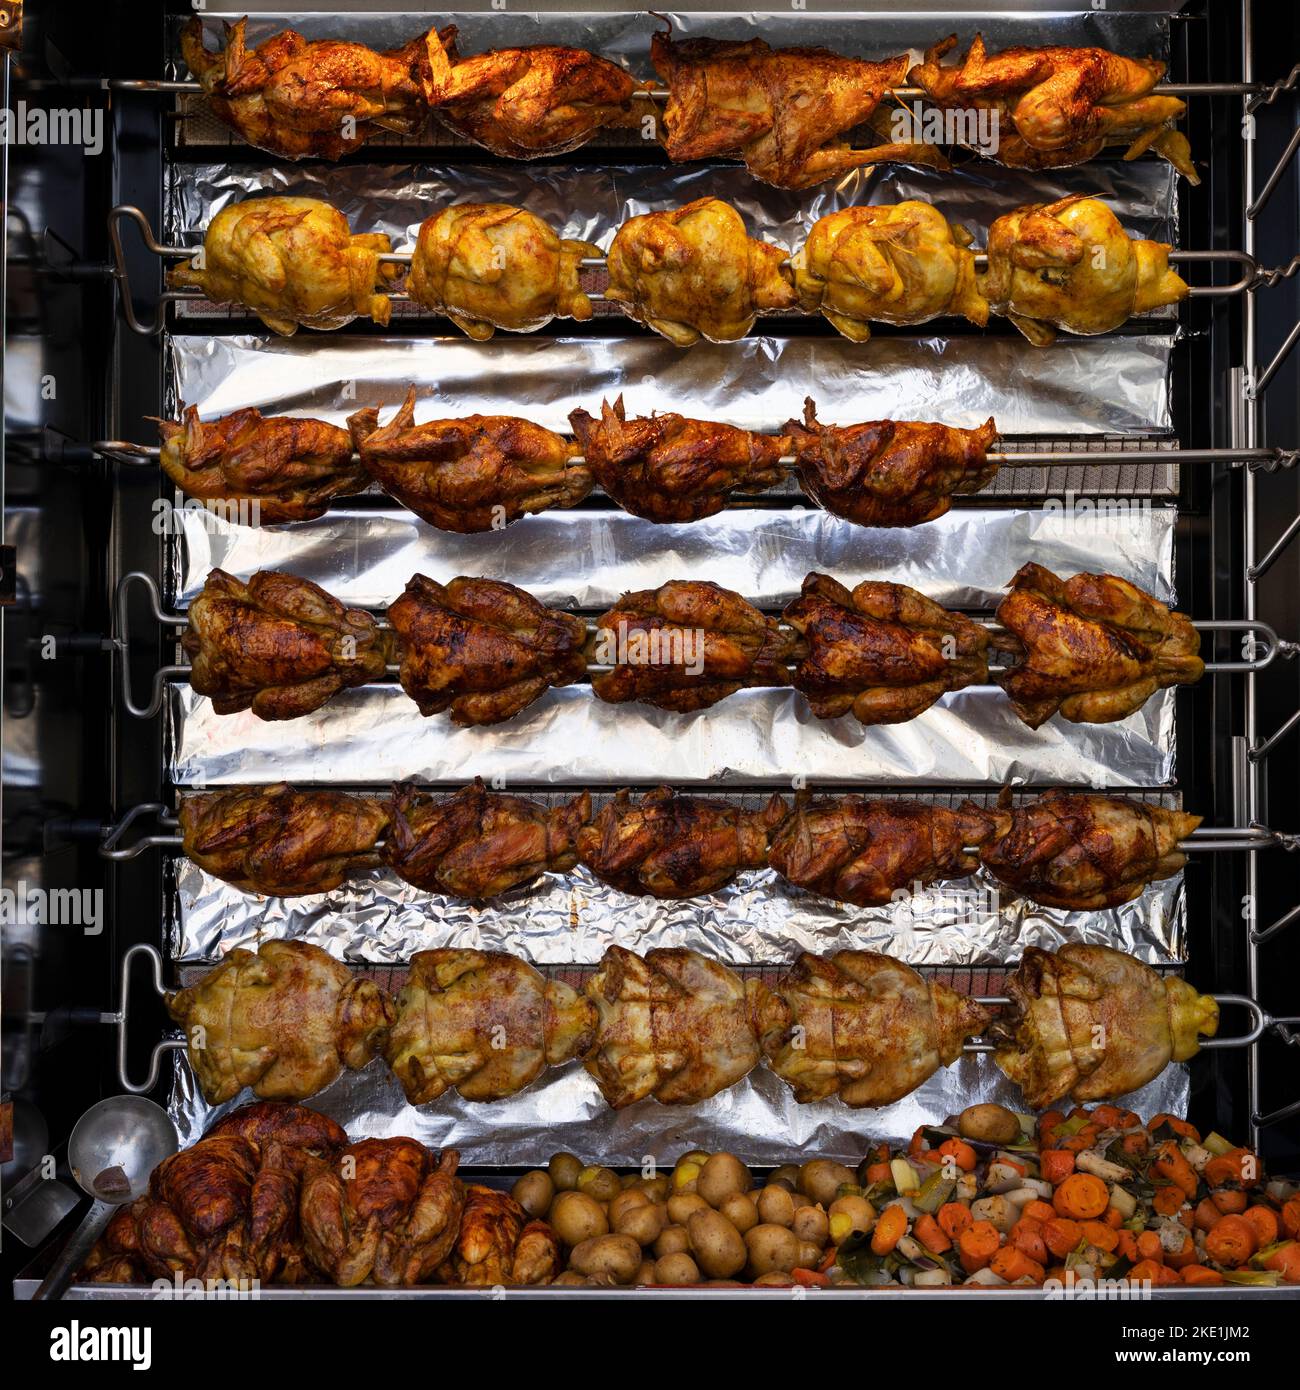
<box><xmin>425</xmin><ymin>27</ymin><xmax>647</xmax><ymax>157</ymax></box>
<box><xmin>348</xmin><ymin>387</ymin><xmax>592</xmax><ymax>533</ymax></box>
<box><xmin>383</xmin><ymin>949</ymin><xmax>596</xmax><ymax>1106</ymax></box>
<box><xmin>439</xmin><ymin>1185</ymin><xmax>561</xmax><ymax>1286</ymax></box>
<box><xmin>992</xmin><ymin>945</ymin><xmax>1220</xmax><ymax>1109</ymax></box>
<box><xmin>179</xmin><ymin>784</ymin><xmax>388</xmax><ymax>897</ymax></box>
<box><xmin>756</xmin><ymin>950</ymin><xmax>991</xmax><ymax>1107</ymax></box>
<box><xmin>786</xmin><ymin>401</ymin><xmax>999</xmax><ymax>527</ymax></box>
<box><xmin>589</xmin><ymin>579</ymin><xmax>795</xmax><ymax>713</ymax></box>
<box><xmin>569</xmin><ymin>395</ymin><xmax>787</xmax><ymax>523</ymax></box>
<box><xmin>979</xmin><ymin>791</ymin><xmax>1203</xmax><ymax>910</ymax></box>
<box><xmin>994</xmin><ymin>562</ymin><xmax>1204</xmax><ymax>728</ymax></box>
<box><xmin>768</xmin><ymin>793</ymin><xmax>1004</xmax><ymax>907</ymax></box>
<box><xmin>576</xmin><ymin>786</ymin><xmax>787</xmax><ymax>898</ymax></box>
<box><xmin>386</xmin><ymin>573</ymin><xmax>588</xmax><ymax>726</ymax></box>
<box><xmin>299</xmin><ymin>1138</ymin><xmax>465</xmax><ymax>1287</ymax></box>
<box><xmin>783</xmin><ymin>572</ymin><xmax>990</xmax><ymax>725</ymax></box>
<box><xmin>183</xmin><ymin>568</ymin><xmax>391</xmax><ymax>720</ymax></box>
<box><xmin>382</xmin><ymin>779</ymin><xmax>591</xmax><ymax>898</ymax></box>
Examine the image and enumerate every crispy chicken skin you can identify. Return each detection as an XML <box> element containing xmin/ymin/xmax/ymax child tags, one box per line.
<box><xmin>992</xmin><ymin>944</ymin><xmax>1219</xmax><ymax>1109</ymax></box>
<box><xmin>980</xmin><ymin>791</ymin><xmax>1203</xmax><ymax>910</ymax></box>
<box><xmin>577</xmin><ymin>787</ymin><xmax>787</xmax><ymax>899</ymax></box>
<box><xmin>384</xmin><ymin>949</ymin><xmax>596</xmax><ymax>1106</ymax></box>
<box><xmin>181</xmin><ymin>16</ymin><xmax>440</xmax><ymax>159</ymax></box>
<box><xmin>167</xmin><ymin>940</ymin><xmax>393</xmax><ymax>1105</ymax></box>
<box><xmin>179</xmin><ymin>784</ymin><xmax>388</xmax><ymax>897</ymax></box>
<box><xmin>604</xmin><ymin>197</ymin><xmax>797</xmax><ymax>347</ymax></box>
<box><xmin>768</xmin><ymin>794</ymin><xmax>1005</xmax><ymax>907</ymax></box>
<box><xmin>440</xmin><ymin>1185</ymin><xmax>561</xmax><ymax>1286</ymax></box>
<box><xmin>995</xmin><ymin>562</ymin><xmax>1204</xmax><ymax>728</ymax></box>
<box><xmin>787</xmin><ymin>401</ymin><xmax>998</xmax><ymax>527</ymax></box>
<box><xmin>590</xmin><ymin>579</ymin><xmax>795</xmax><ymax>713</ymax></box>
<box><xmin>349</xmin><ymin>387</ymin><xmax>591</xmax><ymax>533</ymax></box>
<box><xmin>793</xmin><ymin>202</ymin><xmax>989</xmax><ymax>343</ymax></box>
<box><xmin>183</xmin><ymin>568</ymin><xmax>391</xmax><ymax>720</ymax></box>
<box><xmin>425</xmin><ymin>27</ymin><xmax>646</xmax><ymax>157</ymax></box>
<box><xmin>584</xmin><ymin>946</ymin><xmax>770</xmax><ymax>1107</ymax></box>
<box><xmin>156</xmin><ymin>405</ymin><xmax>364</xmax><ymax>523</ymax></box>
<box><xmin>569</xmin><ymin>395</ymin><xmax>788</xmax><ymax>523</ymax></box>
<box><xmin>910</xmin><ymin>34</ymin><xmax>1196</xmax><ymax>181</ymax></box>
<box><xmin>383</xmin><ymin>779</ymin><xmax>591</xmax><ymax>898</ymax></box>
<box><xmin>981</xmin><ymin>194</ymin><xmax>1189</xmax><ymax>345</ymax></box>
<box><xmin>756</xmin><ymin>950</ymin><xmax>992</xmax><ymax>1108</ymax></box>
<box><xmin>386</xmin><ymin>573</ymin><xmax>587</xmax><ymax>726</ymax></box>
<box><xmin>167</xmin><ymin>196</ymin><xmax>396</xmax><ymax>337</ymax></box>
<box><xmin>783</xmin><ymin>572</ymin><xmax>990</xmax><ymax>725</ymax></box>
<box><xmin>407</xmin><ymin>202</ymin><xmax>600</xmax><ymax>340</ymax></box>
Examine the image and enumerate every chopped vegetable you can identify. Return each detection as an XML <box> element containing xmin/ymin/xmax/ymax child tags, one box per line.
<box><xmin>1052</xmin><ymin>1173</ymin><xmax>1110</xmax><ymax>1221</ymax></box>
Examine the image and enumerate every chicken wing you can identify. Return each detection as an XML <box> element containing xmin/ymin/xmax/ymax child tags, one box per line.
<box><xmin>439</xmin><ymin>1185</ymin><xmax>561</xmax><ymax>1286</ymax></box>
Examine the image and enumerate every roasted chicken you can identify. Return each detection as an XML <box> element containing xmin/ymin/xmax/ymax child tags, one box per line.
<box><xmin>756</xmin><ymin>950</ymin><xmax>992</xmax><ymax>1107</ymax></box>
<box><xmin>181</xmin><ymin>16</ymin><xmax>439</xmax><ymax>160</ymax></box>
<box><xmin>383</xmin><ymin>949</ymin><xmax>596</xmax><ymax>1105</ymax></box>
<box><xmin>786</xmin><ymin>401</ymin><xmax>999</xmax><ymax>527</ymax></box>
<box><xmin>183</xmin><ymin>568</ymin><xmax>390</xmax><ymax>720</ymax></box>
<box><xmin>783</xmin><ymin>572</ymin><xmax>990</xmax><ymax>725</ymax></box>
<box><xmin>386</xmin><ymin>573</ymin><xmax>588</xmax><ymax>726</ymax></box>
<box><xmin>910</xmin><ymin>35</ymin><xmax>1197</xmax><ymax>181</ymax></box>
<box><xmin>589</xmin><ymin>579</ymin><xmax>795</xmax><ymax>713</ymax></box>
<box><xmin>604</xmin><ymin>197</ymin><xmax>797</xmax><ymax>347</ymax></box>
<box><xmin>792</xmin><ymin>202</ymin><xmax>989</xmax><ymax>343</ymax></box>
<box><xmin>179</xmin><ymin>784</ymin><xmax>388</xmax><ymax>897</ymax></box>
<box><xmin>167</xmin><ymin>196</ymin><xmax>396</xmax><ymax>337</ymax></box>
<box><xmin>768</xmin><ymin>794</ymin><xmax>1005</xmax><ymax>908</ymax></box>
<box><xmin>992</xmin><ymin>944</ymin><xmax>1220</xmax><ymax>1108</ymax></box>
<box><xmin>167</xmin><ymin>941</ymin><xmax>393</xmax><ymax>1105</ymax></box>
<box><xmin>406</xmin><ymin>203</ymin><xmax>600</xmax><ymax>340</ymax></box>
<box><xmin>568</xmin><ymin>395</ymin><xmax>787</xmax><ymax>523</ymax></box>
<box><xmin>979</xmin><ymin>791</ymin><xmax>1203</xmax><ymax>910</ymax></box>
<box><xmin>439</xmin><ymin>1185</ymin><xmax>561</xmax><ymax>1286</ymax></box>
<box><xmin>576</xmin><ymin>787</ymin><xmax>788</xmax><ymax>899</ymax></box>
<box><xmin>981</xmin><ymin>194</ymin><xmax>1189</xmax><ymax>346</ymax></box>
<box><xmin>348</xmin><ymin>387</ymin><xmax>592</xmax><ymax>532</ymax></box>
<box><xmin>584</xmin><ymin>946</ymin><xmax>769</xmax><ymax>1107</ymax></box>
<box><xmin>995</xmin><ymin>562</ymin><xmax>1204</xmax><ymax>728</ymax></box>
<box><xmin>382</xmin><ymin>779</ymin><xmax>591</xmax><ymax>898</ymax></box>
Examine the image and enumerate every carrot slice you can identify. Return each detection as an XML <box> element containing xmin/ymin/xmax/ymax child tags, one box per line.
<box><xmin>957</xmin><ymin>1220</ymin><xmax>1000</xmax><ymax>1274</ymax></box>
<box><xmin>870</xmin><ymin>1204</ymin><xmax>908</xmax><ymax>1256</ymax></box>
<box><xmin>1052</xmin><ymin>1173</ymin><xmax>1109</xmax><ymax>1221</ymax></box>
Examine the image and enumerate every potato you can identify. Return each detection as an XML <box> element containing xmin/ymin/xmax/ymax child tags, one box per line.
<box><xmin>687</xmin><ymin>1209</ymin><xmax>748</xmax><ymax>1278</ymax></box>
<box><xmin>653</xmin><ymin>1224</ymin><xmax>690</xmax><ymax>1258</ymax></box>
<box><xmin>679</xmin><ymin>1149</ymin><xmax>711</xmax><ymax>1168</ymax></box>
<box><xmin>608</xmin><ymin>1188</ymin><xmax>650</xmax><ymax>1226</ymax></box>
<box><xmin>671</xmin><ymin>1161</ymin><xmax>701</xmax><ymax>1195</ymax></box>
<box><xmin>791</xmin><ymin>1204</ymin><xmax>829</xmax><ymax>1246</ymax></box>
<box><xmin>615</xmin><ymin>1200</ymin><xmax>667</xmax><ymax>1247</ymax></box>
<box><xmin>756</xmin><ymin>1184</ymin><xmax>796</xmax><ymax>1227</ymax></box>
<box><xmin>548</xmin><ymin>1152</ymin><xmax>583</xmax><ymax>1192</ymax></box>
<box><xmin>753</xmin><ymin>1271</ymin><xmax>796</xmax><ymax>1287</ymax></box>
<box><xmin>770</xmin><ymin>1165</ymin><xmax>801</xmax><ymax>1191</ymax></box>
<box><xmin>570</xmin><ymin>1233</ymin><xmax>642</xmax><ymax>1284</ymax></box>
<box><xmin>654</xmin><ymin>1252</ymin><xmax>701</xmax><ymax>1285</ymax></box>
<box><xmin>718</xmin><ymin>1193</ymin><xmax>759</xmax><ymax>1234</ymax></box>
<box><xmin>796</xmin><ymin>1240</ymin><xmax>824</xmax><ymax>1269</ymax></box>
<box><xmin>958</xmin><ymin>1103</ymin><xmax>1022</xmax><ymax>1146</ymax></box>
<box><xmin>828</xmin><ymin>1195</ymin><xmax>876</xmax><ymax>1243</ymax></box>
<box><xmin>636</xmin><ymin>1175</ymin><xmax>671</xmax><ymax>1203</ymax></box>
<box><xmin>550</xmin><ymin>1270</ymin><xmax>587</xmax><ymax>1287</ymax></box>
<box><xmin>697</xmin><ymin>1152</ymin><xmax>752</xmax><ymax>1207</ymax></box>
<box><xmin>577</xmin><ymin>1165</ymin><xmax>622</xmax><ymax>1203</ymax></box>
<box><xmin>799</xmin><ymin>1160</ymin><xmax>856</xmax><ymax>1207</ymax></box>
<box><xmin>744</xmin><ymin>1223</ymin><xmax>800</xmax><ymax>1276</ymax></box>
<box><xmin>667</xmin><ymin>1192</ymin><xmax>710</xmax><ymax>1226</ymax></box>
<box><xmin>511</xmin><ymin>1170</ymin><xmax>554</xmax><ymax>1220</ymax></box>
<box><xmin>635</xmin><ymin>1259</ymin><xmax>656</xmax><ymax>1285</ymax></box>
<box><xmin>549</xmin><ymin>1190</ymin><xmax>608</xmax><ymax>1246</ymax></box>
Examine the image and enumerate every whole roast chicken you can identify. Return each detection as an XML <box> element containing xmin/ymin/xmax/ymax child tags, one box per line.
<box><xmin>439</xmin><ymin>1185</ymin><xmax>561</xmax><ymax>1286</ymax></box>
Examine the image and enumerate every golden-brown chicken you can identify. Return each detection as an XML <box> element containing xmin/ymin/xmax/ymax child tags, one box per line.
<box><xmin>382</xmin><ymin>779</ymin><xmax>591</xmax><ymax>898</ymax></box>
<box><xmin>384</xmin><ymin>949</ymin><xmax>596</xmax><ymax>1106</ymax></box>
<box><xmin>181</xmin><ymin>16</ymin><xmax>440</xmax><ymax>160</ymax></box>
<box><xmin>584</xmin><ymin>946</ymin><xmax>769</xmax><ymax>1107</ymax></box>
<box><xmin>768</xmin><ymin>794</ymin><xmax>1004</xmax><ymax>907</ymax></box>
<box><xmin>568</xmin><ymin>395</ymin><xmax>788</xmax><ymax>523</ymax></box>
<box><xmin>981</xmin><ymin>195</ymin><xmax>1189</xmax><ymax>346</ymax></box>
<box><xmin>179</xmin><ymin>784</ymin><xmax>388</xmax><ymax>897</ymax></box>
<box><xmin>425</xmin><ymin>27</ymin><xmax>646</xmax><ymax>157</ymax></box>
<box><xmin>168</xmin><ymin>941</ymin><xmax>393</xmax><ymax>1105</ymax></box>
<box><xmin>786</xmin><ymin>401</ymin><xmax>999</xmax><ymax>527</ymax></box>
<box><xmin>995</xmin><ymin>562</ymin><xmax>1204</xmax><ymax>728</ymax></box>
<box><xmin>183</xmin><ymin>568</ymin><xmax>391</xmax><ymax>720</ymax></box>
<box><xmin>576</xmin><ymin>787</ymin><xmax>787</xmax><ymax>899</ymax></box>
<box><xmin>792</xmin><ymin>202</ymin><xmax>989</xmax><ymax>343</ymax></box>
<box><xmin>167</xmin><ymin>196</ymin><xmax>396</xmax><ymax>337</ymax></box>
<box><xmin>910</xmin><ymin>34</ymin><xmax>1196</xmax><ymax>181</ymax></box>
<box><xmin>604</xmin><ymin>197</ymin><xmax>797</xmax><ymax>347</ymax></box>
<box><xmin>300</xmin><ymin>1139</ymin><xmax>465</xmax><ymax>1287</ymax></box>
<box><xmin>406</xmin><ymin>203</ymin><xmax>600</xmax><ymax>340</ymax></box>
<box><xmin>979</xmin><ymin>791</ymin><xmax>1203</xmax><ymax>910</ymax></box>
<box><xmin>756</xmin><ymin>951</ymin><xmax>991</xmax><ymax>1107</ymax></box>
<box><xmin>590</xmin><ymin>579</ymin><xmax>795</xmax><ymax>713</ymax></box>
<box><xmin>348</xmin><ymin>387</ymin><xmax>592</xmax><ymax>533</ymax></box>
<box><xmin>783</xmin><ymin>572</ymin><xmax>990</xmax><ymax>725</ymax></box>
<box><xmin>156</xmin><ymin>405</ymin><xmax>365</xmax><ymax>524</ymax></box>
<box><xmin>992</xmin><ymin>945</ymin><xmax>1220</xmax><ymax>1109</ymax></box>
<box><xmin>386</xmin><ymin>573</ymin><xmax>587</xmax><ymax>726</ymax></box>
<box><xmin>439</xmin><ymin>1185</ymin><xmax>561</xmax><ymax>1286</ymax></box>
